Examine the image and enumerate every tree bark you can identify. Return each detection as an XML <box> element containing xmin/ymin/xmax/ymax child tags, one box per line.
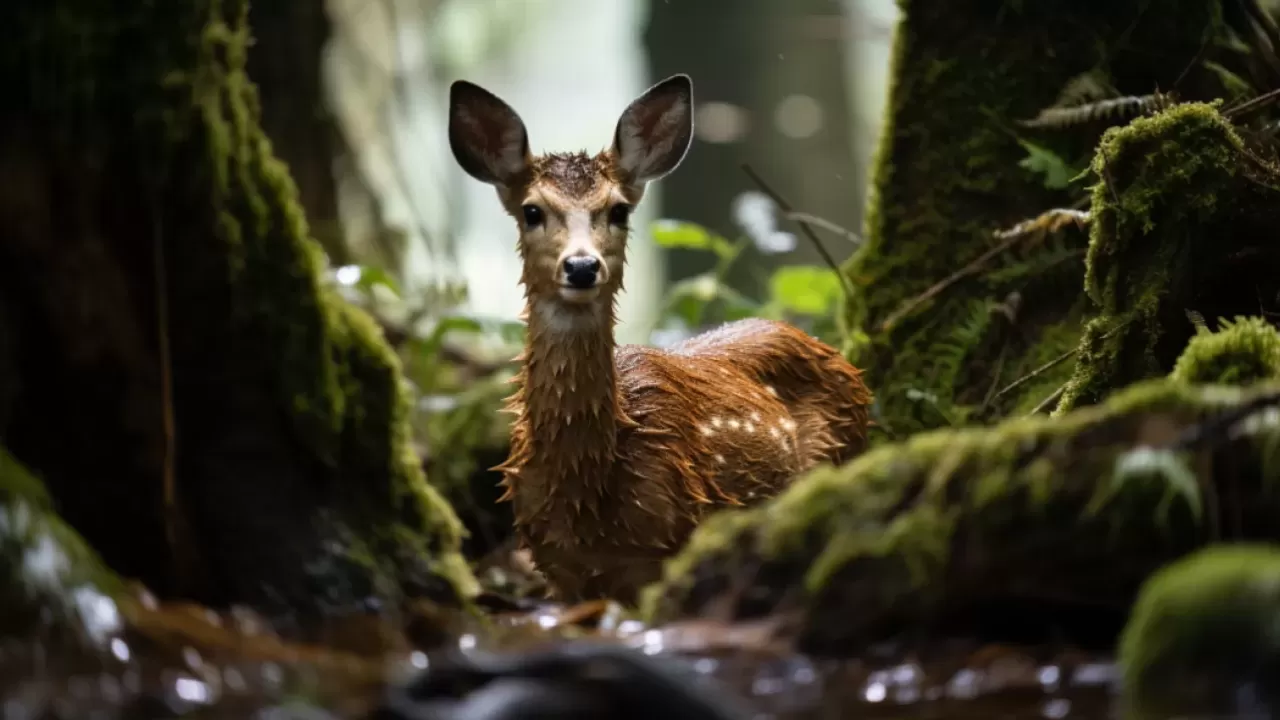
<box><xmin>0</xmin><ymin>0</ymin><xmax>475</xmax><ymax>620</ymax></box>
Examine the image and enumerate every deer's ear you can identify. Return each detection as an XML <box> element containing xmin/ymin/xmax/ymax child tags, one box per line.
<box><xmin>449</xmin><ymin>81</ymin><xmax>531</xmax><ymax>185</ymax></box>
<box><xmin>610</xmin><ymin>74</ymin><xmax>694</xmax><ymax>185</ymax></box>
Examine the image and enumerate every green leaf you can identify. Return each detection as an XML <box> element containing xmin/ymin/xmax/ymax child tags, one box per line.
<box><xmin>650</xmin><ymin>220</ymin><xmax>736</xmax><ymax>259</ymax></box>
<box><xmin>1201</xmin><ymin>60</ymin><xmax>1253</xmax><ymax>100</ymax></box>
<box><xmin>1017</xmin><ymin>139</ymin><xmax>1078</xmax><ymax>190</ymax></box>
<box><xmin>660</xmin><ymin>273</ymin><xmax>762</xmax><ymax>328</ymax></box>
<box><xmin>491</xmin><ymin>320</ymin><xmax>527</xmax><ymax>345</ymax></box>
<box><xmin>416</xmin><ymin>315</ymin><xmax>484</xmax><ymax>360</ymax></box>
<box><xmin>768</xmin><ymin>266</ymin><xmax>842</xmax><ymax>316</ymax></box>
<box><xmin>354</xmin><ymin>265</ymin><xmax>402</xmax><ymax>298</ymax></box>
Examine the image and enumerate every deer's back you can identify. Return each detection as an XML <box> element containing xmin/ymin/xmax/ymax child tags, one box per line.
<box><xmin>613</xmin><ymin>318</ymin><xmax>871</xmax><ymax>521</ymax></box>
<box><xmin>629</xmin><ymin>317</ymin><xmax>872</xmax><ymax>463</ymax></box>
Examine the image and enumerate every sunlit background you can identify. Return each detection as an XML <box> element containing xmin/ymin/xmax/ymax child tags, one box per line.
<box><xmin>297</xmin><ymin>0</ymin><xmax>900</xmax><ymax>344</ymax></box>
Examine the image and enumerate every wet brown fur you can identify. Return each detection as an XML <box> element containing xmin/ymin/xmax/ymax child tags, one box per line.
<box><xmin>450</xmin><ymin>78</ymin><xmax>873</xmax><ymax>604</ymax></box>
<box><xmin>491</xmin><ymin>162</ymin><xmax>872</xmax><ymax>604</ymax></box>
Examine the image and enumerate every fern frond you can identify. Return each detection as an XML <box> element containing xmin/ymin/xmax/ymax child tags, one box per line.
<box><xmin>929</xmin><ymin>298</ymin><xmax>996</xmax><ymax>403</ymax></box>
<box><xmin>996</xmin><ymin>208</ymin><xmax>1091</xmax><ymax>239</ymax></box>
<box><xmin>1018</xmin><ymin>93</ymin><xmax>1179</xmax><ymax>130</ymax></box>
<box><xmin>1052</xmin><ymin>70</ymin><xmax>1118</xmax><ymax>108</ymax></box>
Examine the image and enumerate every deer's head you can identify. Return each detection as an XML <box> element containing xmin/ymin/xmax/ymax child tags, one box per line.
<box><xmin>448</xmin><ymin>75</ymin><xmax>694</xmax><ymax>317</ymax></box>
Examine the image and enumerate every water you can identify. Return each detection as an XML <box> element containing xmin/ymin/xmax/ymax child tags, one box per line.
<box><xmin>0</xmin><ymin>583</ymin><xmax>1125</xmax><ymax>719</ymax></box>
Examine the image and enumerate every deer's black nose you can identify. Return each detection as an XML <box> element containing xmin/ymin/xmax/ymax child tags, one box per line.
<box><xmin>563</xmin><ymin>256</ymin><xmax>601</xmax><ymax>289</ymax></box>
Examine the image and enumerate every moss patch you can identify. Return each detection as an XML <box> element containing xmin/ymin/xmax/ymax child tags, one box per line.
<box><xmin>0</xmin><ymin>447</ymin><xmax>126</xmax><ymax>649</ymax></box>
<box><xmin>842</xmin><ymin>0</ymin><xmax>1223</xmax><ymax>436</ymax></box>
<box><xmin>1119</xmin><ymin>544</ymin><xmax>1280</xmax><ymax>719</ymax></box>
<box><xmin>0</xmin><ymin>0</ymin><xmax>474</xmax><ymax>612</ymax></box>
<box><xmin>644</xmin><ymin>380</ymin><xmax>1280</xmax><ymax>656</ymax></box>
<box><xmin>1170</xmin><ymin>315</ymin><xmax>1280</xmax><ymax>386</ymax></box>
<box><xmin>1057</xmin><ymin>103</ymin><xmax>1280</xmax><ymax>412</ymax></box>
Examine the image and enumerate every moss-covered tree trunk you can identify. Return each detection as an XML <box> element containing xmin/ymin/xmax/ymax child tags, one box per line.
<box><xmin>1056</xmin><ymin>104</ymin><xmax>1280</xmax><ymax>412</ymax></box>
<box><xmin>0</xmin><ymin>0</ymin><xmax>474</xmax><ymax>619</ymax></box>
<box><xmin>247</xmin><ymin>0</ymin><xmax>348</xmax><ymax>266</ymax></box>
<box><xmin>842</xmin><ymin>0</ymin><xmax>1223</xmax><ymax>437</ymax></box>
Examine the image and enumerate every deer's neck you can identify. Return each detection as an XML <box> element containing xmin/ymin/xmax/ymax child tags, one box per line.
<box><xmin>511</xmin><ymin>298</ymin><xmax>626</xmax><ymax>504</ymax></box>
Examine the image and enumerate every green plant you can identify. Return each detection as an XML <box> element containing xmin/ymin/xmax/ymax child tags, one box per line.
<box><xmin>648</xmin><ymin>220</ymin><xmax>843</xmax><ymax>342</ymax></box>
<box><xmin>325</xmin><ymin>263</ymin><xmax>522</xmax><ymax>533</ymax></box>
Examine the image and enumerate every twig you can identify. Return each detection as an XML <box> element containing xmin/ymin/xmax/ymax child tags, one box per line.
<box><xmin>739</xmin><ymin>164</ymin><xmax>856</xmax><ymax>300</ymax></box>
<box><xmin>1026</xmin><ymin>384</ymin><xmax>1067</xmax><ymax>415</ymax></box>
<box><xmin>1224</xmin><ymin>86</ymin><xmax>1280</xmax><ymax>119</ymax></box>
<box><xmin>150</xmin><ymin>201</ymin><xmax>194</xmax><ymax>594</ymax></box>
<box><xmin>989</xmin><ymin>322</ymin><xmax>1129</xmax><ymax>406</ymax></box>
<box><xmin>783</xmin><ymin>211</ymin><xmax>863</xmax><ymax>245</ymax></box>
<box><xmin>980</xmin><ymin>342</ymin><xmax>1010</xmax><ymax>412</ymax></box>
<box><xmin>877</xmin><ymin>235</ymin><xmax>1022</xmax><ymax>332</ymax></box>
<box><xmin>877</xmin><ymin>209</ymin><xmax>1089</xmax><ymax>333</ymax></box>
<box><xmin>1172</xmin><ymin>33</ymin><xmax>1212</xmax><ymax>90</ymax></box>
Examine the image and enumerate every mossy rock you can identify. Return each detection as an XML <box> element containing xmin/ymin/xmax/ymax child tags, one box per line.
<box><xmin>1119</xmin><ymin>544</ymin><xmax>1280</xmax><ymax>719</ymax></box>
<box><xmin>0</xmin><ymin>448</ymin><xmax>127</xmax><ymax>650</ymax></box>
<box><xmin>1057</xmin><ymin>103</ymin><xmax>1280</xmax><ymax>412</ymax></box>
<box><xmin>1170</xmin><ymin>315</ymin><xmax>1280</xmax><ymax>386</ymax></box>
<box><xmin>841</xmin><ymin>0</ymin><xmax>1224</xmax><ymax>437</ymax></box>
<box><xmin>0</xmin><ymin>0</ymin><xmax>475</xmax><ymax>614</ymax></box>
<box><xmin>643</xmin><ymin>379</ymin><xmax>1280</xmax><ymax>656</ymax></box>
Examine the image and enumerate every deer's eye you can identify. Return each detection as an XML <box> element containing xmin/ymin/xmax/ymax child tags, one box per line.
<box><xmin>521</xmin><ymin>204</ymin><xmax>544</xmax><ymax>227</ymax></box>
<box><xmin>608</xmin><ymin>203</ymin><xmax>632</xmax><ymax>227</ymax></box>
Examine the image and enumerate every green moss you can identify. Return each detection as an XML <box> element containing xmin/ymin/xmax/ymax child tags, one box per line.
<box><xmin>0</xmin><ymin>448</ymin><xmax>126</xmax><ymax>647</ymax></box>
<box><xmin>645</xmin><ymin>379</ymin><xmax>1280</xmax><ymax>653</ymax></box>
<box><xmin>842</xmin><ymin>0</ymin><xmax>1223</xmax><ymax>435</ymax></box>
<box><xmin>0</xmin><ymin>0</ymin><xmax>475</xmax><ymax>609</ymax></box>
<box><xmin>1057</xmin><ymin>103</ymin><xmax>1280</xmax><ymax>413</ymax></box>
<box><xmin>1119</xmin><ymin>544</ymin><xmax>1280</xmax><ymax>720</ymax></box>
<box><xmin>1170</xmin><ymin>315</ymin><xmax>1280</xmax><ymax>386</ymax></box>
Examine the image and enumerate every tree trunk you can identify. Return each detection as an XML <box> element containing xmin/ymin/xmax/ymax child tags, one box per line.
<box><xmin>0</xmin><ymin>0</ymin><xmax>475</xmax><ymax>620</ymax></box>
<box><xmin>247</xmin><ymin>0</ymin><xmax>348</xmax><ymax>266</ymax></box>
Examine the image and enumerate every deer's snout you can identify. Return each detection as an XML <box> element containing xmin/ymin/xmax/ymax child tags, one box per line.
<box><xmin>562</xmin><ymin>255</ymin><xmax>601</xmax><ymax>289</ymax></box>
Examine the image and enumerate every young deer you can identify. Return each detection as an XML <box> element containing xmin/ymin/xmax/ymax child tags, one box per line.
<box><xmin>448</xmin><ymin>74</ymin><xmax>872</xmax><ymax>603</ymax></box>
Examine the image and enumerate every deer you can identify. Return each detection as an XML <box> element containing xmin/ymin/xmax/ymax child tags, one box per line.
<box><xmin>447</xmin><ymin>73</ymin><xmax>873</xmax><ymax>604</ymax></box>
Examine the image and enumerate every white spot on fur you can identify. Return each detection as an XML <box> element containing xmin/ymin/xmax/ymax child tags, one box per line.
<box><xmin>781</xmin><ymin>418</ymin><xmax>797</xmax><ymax>432</ymax></box>
<box><xmin>744</xmin><ymin>422</ymin><xmax>755</xmax><ymax>433</ymax></box>
<box><xmin>711</xmin><ymin>416</ymin><xmax>723</xmax><ymax>428</ymax></box>
<box><xmin>714</xmin><ymin>454</ymin><xmax>725</xmax><ymax>464</ymax></box>
<box><xmin>765</xmin><ymin>385</ymin><xmax>778</xmax><ymax>396</ymax></box>
<box><xmin>750</xmin><ymin>411</ymin><xmax>761</xmax><ymax>423</ymax></box>
<box><xmin>768</xmin><ymin>427</ymin><xmax>780</xmax><ymax>439</ymax></box>
<box><xmin>727</xmin><ymin>418</ymin><xmax>741</xmax><ymax>430</ymax></box>
<box><xmin>700</xmin><ymin>425</ymin><xmax>713</xmax><ymax>436</ymax></box>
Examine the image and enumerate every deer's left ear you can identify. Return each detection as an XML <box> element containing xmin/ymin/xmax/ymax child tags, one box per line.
<box><xmin>609</xmin><ymin>74</ymin><xmax>694</xmax><ymax>185</ymax></box>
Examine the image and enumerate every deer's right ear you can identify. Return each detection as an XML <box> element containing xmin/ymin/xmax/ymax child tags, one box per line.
<box><xmin>448</xmin><ymin>81</ymin><xmax>531</xmax><ymax>185</ymax></box>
